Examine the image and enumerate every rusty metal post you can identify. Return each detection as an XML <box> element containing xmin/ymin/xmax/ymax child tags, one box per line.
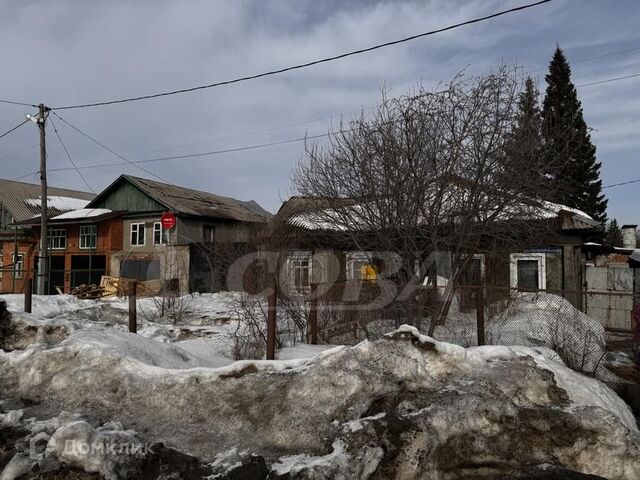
<box><xmin>475</xmin><ymin>286</ymin><xmax>485</xmax><ymax>346</ymax></box>
<box><xmin>308</xmin><ymin>284</ymin><xmax>318</xmax><ymax>345</ymax></box>
<box><xmin>128</xmin><ymin>281</ymin><xmax>137</xmax><ymax>334</ymax></box>
<box><xmin>24</xmin><ymin>279</ymin><xmax>32</xmax><ymax>313</ymax></box>
<box><xmin>266</xmin><ymin>275</ymin><xmax>277</xmax><ymax>360</ymax></box>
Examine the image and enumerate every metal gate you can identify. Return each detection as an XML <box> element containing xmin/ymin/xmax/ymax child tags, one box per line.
<box><xmin>584</xmin><ymin>266</ymin><xmax>635</xmax><ymax>331</ymax></box>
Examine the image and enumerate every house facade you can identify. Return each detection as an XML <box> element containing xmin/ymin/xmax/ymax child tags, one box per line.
<box><xmin>271</xmin><ymin>196</ymin><xmax>604</xmax><ymax>310</ymax></box>
<box><xmin>15</xmin><ymin>209</ymin><xmax>124</xmax><ymax>294</ymax></box>
<box><xmin>0</xmin><ymin>179</ymin><xmax>94</xmax><ymax>293</ymax></box>
<box><xmin>86</xmin><ymin>175</ymin><xmax>271</xmax><ymax>294</ymax></box>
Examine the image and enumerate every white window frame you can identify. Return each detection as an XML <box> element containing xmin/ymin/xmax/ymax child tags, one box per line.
<box><xmin>12</xmin><ymin>253</ymin><xmax>24</xmax><ymax>279</ymax></box>
<box><xmin>0</xmin><ymin>258</ymin><xmax>3</xmax><ymax>279</ymax></box>
<box><xmin>287</xmin><ymin>251</ymin><xmax>313</xmax><ymax>294</ymax></box>
<box><xmin>510</xmin><ymin>253</ymin><xmax>546</xmax><ymax>290</ymax></box>
<box><xmin>130</xmin><ymin>223</ymin><xmax>145</xmax><ymax>246</ymax></box>
<box><xmin>48</xmin><ymin>228</ymin><xmax>67</xmax><ymax>250</ymax></box>
<box><xmin>346</xmin><ymin>251</ymin><xmax>377</xmax><ymax>281</ymax></box>
<box><xmin>153</xmin><ymin>222</ymin><xmax>169</xmax><ymax>245</ymax></box>
<box><xmin>79</xmin><ymin>225</ymin><xmax>97</xmax><ymax>250</ymax></box>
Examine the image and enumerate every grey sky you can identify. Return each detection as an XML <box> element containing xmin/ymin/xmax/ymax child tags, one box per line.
<box><xmin>0</xmin><ymin>0</ymin><xmax>638</xmax><ymax>223</ymax></box>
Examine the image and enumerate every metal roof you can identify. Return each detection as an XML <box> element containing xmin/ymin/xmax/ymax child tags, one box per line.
<box><xmin>0</xmin><ymin>179</ymin><xmax>95</xmax><ymax>223</ymax></box>
<box><xmin>89</xmin><ymin>175</ymin><xmax>272</xmax><ymax>223</ymax></box>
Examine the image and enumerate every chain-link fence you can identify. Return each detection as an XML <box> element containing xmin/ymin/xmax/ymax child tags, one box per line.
<box><xmin>274</xmin><ymin>282</ymin><xmax>638</xmax><ymax>380</ymax></box>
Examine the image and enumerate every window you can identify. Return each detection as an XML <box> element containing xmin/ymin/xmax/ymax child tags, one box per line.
<box><xmin>79</xmin><ymin>225</ymin><xmax>97</xmax><ymax>249</ymax></box>
<box><xmin>12</xmin><ymin>253</ymin><xmax>24</xmax><ymax>279</ymax></box>
<box><xmin>120</xmin><ymin>259</ymin><xmax>161</xmax><ymax>281</ymax></box>
<box><xmin>346</xmin><ymin>252</ymin><xmax>377</xmax><ymax>281</ymax></box>
<box><xmin>48</xmin><ymin>228</ymin><xmax>67</xmax><ymax>250</ymax></box>
<box><xmin>153</xmin><ymin>222</ymin><xmax>169</xmax><ymax>245</ymax></box>
<box><xmin>0</xmin><ymin>259</ymin><xmax>3</xmax><ymax>279</ymax></box>
<box><xmin>510</xmin><ymin>253</ymin><xmax>545</xmax><ymax>290</ymax></box>
<box><xmin>130</xmin><ymin>223</ymin><xmax>145</xmax><ymax>246</ymax></box>
<box><xmin>203</xmin><ymin>225</ymin><xmax>215</xmax><ymax>244</ymax></box>
<box><xmin>287</xmin><ymin>252</ymin><xmax>312</xmax><ymax>293</ymax></box>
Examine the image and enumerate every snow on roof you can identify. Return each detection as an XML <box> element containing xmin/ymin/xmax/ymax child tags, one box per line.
<box><xmin>540</xmin><ymin>201</ymin><xmax>592</xmax><ymax>220</ymax></box>
<box><xmin>51</xmin><ymin>208</ymin><xmax>112</xmax><ymax>220</ymax></box>
<box><xmin>24</xmin><ymin>196</ymin><xmax>91</xmax><ymax>211</ymax></box>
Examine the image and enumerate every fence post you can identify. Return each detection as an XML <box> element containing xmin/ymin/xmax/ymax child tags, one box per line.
<box><xmin>128</xmin><ymin>281</ymin><xmax>137</xmax><ymax>334</ymax></box>
<box><xmin>475</xmin><ymin>286</ymin><xmax>485</xmax><ymax>346</ymax></box>
<box><xmin>308</xmin><ymin>283</ymin><xmax>318</xmax><ymax>345</ymax></box>
<box><xmin>266</xmin><ymin>275</ymin><xmax>277</xmax><ymax>360</ymax></box>
<box><xmin>24</xmin><ymin>279</ymin><xmax>32</xmax><ymax>313</ymax></box>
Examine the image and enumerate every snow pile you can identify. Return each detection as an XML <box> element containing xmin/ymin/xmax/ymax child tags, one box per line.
<box><xmin>1</xmin><ymin>324</ymin><xmax>639</xmax><ymax>478</ymax></box>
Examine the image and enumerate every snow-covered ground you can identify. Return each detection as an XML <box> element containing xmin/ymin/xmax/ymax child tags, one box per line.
<box><xmin>1</xmin><ymin>293</ymin><xmax>639</xmax><ymax>479</ymax></box>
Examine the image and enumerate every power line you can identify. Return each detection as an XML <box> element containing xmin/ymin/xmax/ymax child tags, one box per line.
<box><xmin>127</xmin><ymin>106</ymin><xmax>372</xmax><ymax>158</ymax></box>
<box><xmin>0</xmin><ymin>119</ymin><xmax>29</xmax><ymax>141</ymax></box>
<box><xmin>576</xmin><ymin>72</ymin><xmax>640</xmax><ymax>88</ymax></box>
<box><xmin>50</xmin><ymin>0</ymin><xmax>552</xmax><ymax>110</ymax></box>
<box><xmin>49</xmin><ymin>116</ymin><xmax>95</xmax><ymax>192</ymax></box>
<box><xmin>45</xmin><ymin>130</ymin><xmax>342</xmax><ymax>173</ymax></box>
<box><xmin>527</xmin><ymin>45</ymin><xmax>640</xmax><ymax>75</ymax></box>
<box><xmin>603</xmin><ymin>178</ymin><xmax>640</xmax><ymax>189</ymax></box>
<box><xmin>23</xmin><ymin>66</ymin><xmax>640</xmax><ymax>176</ymax></box>
<box><xmin>56</xmin><ymin>42</ymin><xmax>640</xmax><ymax>164</ymax></box>
<box><xmin>0</xmin><ymin>98</ymin><xmax>37</xmax><ymax>108</ymax></box>
<box><xmin>51</xmin><ymin>112</ymin><xmax>170</xmax><ymax>183</ymax></box>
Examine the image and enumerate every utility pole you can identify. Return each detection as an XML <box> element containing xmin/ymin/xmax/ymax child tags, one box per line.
<box><xmin>36</xmin><ymin>104</ymin><xmax>48</xmax><ymax>295</ymax></box>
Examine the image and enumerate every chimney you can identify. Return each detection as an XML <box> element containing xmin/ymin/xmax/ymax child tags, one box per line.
<box><xmin>621</xmin><ymin>224</ymin><xmax>637</xmax><ymax>250</ymax></box>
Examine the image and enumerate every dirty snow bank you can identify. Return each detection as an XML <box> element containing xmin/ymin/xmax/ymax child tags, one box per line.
<box><xmin>0</xmin><ymin>407</ymin><xmax>225</xmax><ymax>480</ymax></box>
<box><xmin>1</xmin><ymin>324</ymin><xmax>639</xmax><ymax>479</ymax></box>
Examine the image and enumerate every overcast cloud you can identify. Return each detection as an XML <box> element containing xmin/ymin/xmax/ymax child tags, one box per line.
<box><xmin>0</xmin><ymin>0</ymin><xmax>638</xmax><ymax>222</ymax></box>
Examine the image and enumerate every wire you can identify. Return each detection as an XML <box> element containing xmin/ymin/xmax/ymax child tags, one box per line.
<box><xmin>527</xmin><ymin>45</ymin><xmax>640</xmax><ymax>74</ymax></box>
<box><xmin>51</xmin><ymin>112</ymin><xmax>170</xmax><ymax>183</ymax></box>
<box><xmin>603</xmin><ymin>178</ymin><xmax>640</xmax><ymax>189</ymax></box>
<box><xmin>45</xmin><ymin>130</ymin><xmax>345</xmax><ymax>173</ymax></box>
<box><xmin>0</xmin><ymin>119</ymin><xmax>29</xmax><ymax>141</ymax></box>
<box><xmin>576</xmin><ymin>72</ymin><xmax>640</xmax><ymax>88</ymax></box>
<box><xmin>12</xmin><ymin>171</ymin><xmax>39</xmax><ymax>181</ymax></box>
<box><xmin>50</xmin><ymin>0</ymin><xmax>553</xmax><ymax>110</ymax></box>
<box><xmin>0</xmin><ymin>98</ymin><xmax>37</xmax><ymax>108</ymax></box>
<box><xmin>52</xmin><ymin>42</ymin><xmax>640</xmax><ymax>163</ymax></box>
<box><xmin>49</xmin><ymin>116</ymin><xmax>95</xmax><ymax>192</ymax></box>
<box><xmin>127</xmin><ymin>106</ymin><xmax>373</xmax><ymax>158</ymax></box>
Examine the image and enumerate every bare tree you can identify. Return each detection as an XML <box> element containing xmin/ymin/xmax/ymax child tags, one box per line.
<box><xmin>291</xmin><ymin>66</ymin><xmax>564</xmax><ymax>334</ymax></box>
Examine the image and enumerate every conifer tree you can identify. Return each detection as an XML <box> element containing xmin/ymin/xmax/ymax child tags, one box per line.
<box><xmin>541</xmin><ymin>46</ymin><xmax>608</xmax><ymax>221</ymax></box>
<box><xmin>604</xmin><ymin>218</ymin><xmax>623</xmax><ymax>247</ymax></box>
<box><xmin>505</xmin><ymin>77</ymin><xmax>543</xmax><ymax>186</ymax></box>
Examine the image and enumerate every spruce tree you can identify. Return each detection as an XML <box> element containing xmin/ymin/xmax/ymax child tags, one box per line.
<box><xmin>604</xmin><ymin>218</ymin><xmax>623</xmax><ymax>247</ymax></box>
<box><xmin>505</xmin><ymin>77</ymin><xmax>543</xmax><ymax>186</ymax></box>
<box><xmin>541</xmin><ymin>46</ymin><xmax>608</xmax><ymax>222</ymax></box>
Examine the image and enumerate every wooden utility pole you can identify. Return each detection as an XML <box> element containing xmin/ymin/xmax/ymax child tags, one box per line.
<box><xmin>128</xmin><ymin>281</ymin><xmax>137</xmax><ymax>333</ymax></box>
<box><xmin>308</xmin><ymin>284</ymin><xmax>318</xmax><ymax>345</ymax></box>
<box><xmin>36</xmin><ymin>104</ymin><xmax>48</xmax><ymax>295</ymax></box>
<box><xmin>266</xmin><ymin>275</ymin><xmax>277</xmax><ymax>360</ymax></box>
<box><xmin>475</xmin><ymin>286</ymin><xmax>485</xmax><ymax>346</ymax></box>
<box><xmin>24</xmin><ymin>279</ymin><xmax>32</xmax><ymax>313</ymax></box>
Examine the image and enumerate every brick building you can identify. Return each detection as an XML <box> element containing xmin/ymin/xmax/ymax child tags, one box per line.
<box><xmin>16</xmin><ymin>209</ymin><xmax>124</xmax><ymax>293</ymax></box>
<box><xmin>0</xmin><ymin>179</ymin><xmax>94</xmax><ymax>293</ymax></box>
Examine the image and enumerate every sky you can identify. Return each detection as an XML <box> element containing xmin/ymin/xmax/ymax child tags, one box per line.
<box><xmin>0</xmin><ymin>0</ymin><xmax>638</xmax><ymax>223</ymax></box>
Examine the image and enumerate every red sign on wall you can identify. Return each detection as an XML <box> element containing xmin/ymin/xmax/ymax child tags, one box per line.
<box><xmin>160</xmin><ymin>212</ymin><xmax>176</xmax><ymax>230</ymax></box>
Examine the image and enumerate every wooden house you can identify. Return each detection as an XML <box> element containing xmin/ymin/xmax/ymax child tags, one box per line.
<box><xmin>85</xmin><ymin>174</ymin><xmax>271</xmax><ymax>294</ymax></box>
